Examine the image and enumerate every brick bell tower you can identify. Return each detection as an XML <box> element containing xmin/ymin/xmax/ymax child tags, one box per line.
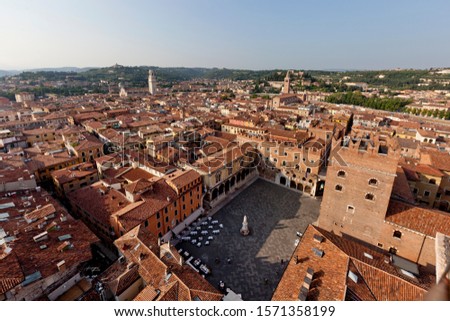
<box><xmin>282</xmin><ymin>70</ymin><xmax>291</xmax><ymax>94</ymax></box>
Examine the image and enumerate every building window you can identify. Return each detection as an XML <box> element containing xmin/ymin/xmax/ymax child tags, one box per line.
<box><xmin>156</xmin><ymin>213</ymin><xmax>160</xmax><ymax>219</ymax></box>
<box><xmin>337</xmin><ymin>170</ymin><xmax>346</xmax><ymax>178</ymax></box>
<box><xmin>175</xmin><ymin>210</ymin><xmax>178</xmax><ymax>216</ymax></box>
<box><xmin>365</xmin><ymin>193</ymin><xmax>375</xmax><ymax>201</ymax></box>
<box><xmin>335</xmin><ymin>184</ymin><xmax>343</xmax><ymax>191</ymax></box>
<box><xmin>389</xmin><ymin>247</ymin><xmax>397</xmax><ymax>255</ymax></box>
<box><xmin>424</xmin><ymin>190</ymin><xmax>430</xmax><ymax>197</ymax></box>
<box><xmin>347</xmin><ymin>205</ymin><xmax>355</xmax><ymax>214</ymax></box>
<box><xmin>183</xmin><ymin>204</ymin><xmax>186</xmax><ymax>210</ymax></box>
<box><xmin>164</xmin><ymin>207</ymin><xmax>168</xmax><ymax>214</ymax></box>
<box><xmin>165</xmin><ymin>217</ymin><xmax>169</xmax><ymax>222</ymax></box>
<box><xmin>429</xmin><ymin>179</ymin><xmax>436</xmax><ymax>185</ymax></box>
<box><xmin>377</xmin><ymin>243</ymin><xmax>383</xmax><ymax>248</ymax></box>
<box><xmin>157</xmin><ymin>222</ymin><xmax>161</xmax><ymax>229</ymax></box>
<box><xmin>215</xmin><ymin>171</ymin><xmax>221</xmax><ymax>184</ymax></box>
<box><xmin>393</xmin><ymin>230</ymin><xmax>402</xmax><ymax>239</ymax></box>
<box><xmin>368</xmin><ymin>178</ymin><xmax>378</xmax><ymax>186</ymax></box>
<box><xmin>413</xmin><ymin>188</ymin><xmax>418</xmax><ymax>194</ymax></box>
<box><xmin>144</xmin><ymin>220</ymin><xmax>148</xmax><ymax>227</ymax></box>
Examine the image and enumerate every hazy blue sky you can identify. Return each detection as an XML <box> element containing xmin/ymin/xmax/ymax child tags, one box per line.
<box><xmin>1</xmin><ymin>0</ymin><xmax>449</xmax><ymax>70</ymax></box>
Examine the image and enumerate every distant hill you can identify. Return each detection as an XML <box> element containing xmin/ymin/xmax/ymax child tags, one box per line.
<box><xmin>2</xmin><ymin>65</ymin><xmax>449</xmax><ymax>91</ymax></box>
<box><xmin>0</xmin><ymin>70</ymin><xmax>19</xmax><ymax>77</ymax></box>
<box><xmin>0</xmin><ymin>67</ymin><xmax>95</xmax><ymax>77</ymax></box>
<box><xmin>26</xmin><ymin>67</ymin><xmax>95</xmax><ymax>73</ymax></box>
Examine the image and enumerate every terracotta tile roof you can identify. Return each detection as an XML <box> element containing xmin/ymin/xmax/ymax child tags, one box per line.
<box><xmin>73</xmin><ymin>135</ymin><xmax>103</xmax><ymax>152</ymax></box>
<box><xmin>117</xmin><ymin>179</ymin><xmax>177</xmax><ymax>231</ymax></box>
<box><xmin>345</xmin><ymin>260</ymin><xmax>376</xmax><ymax>301</ymax></box>
<box><xmin>417</xmin><ymin>129</ymin><xmax>436</xmax><ymax>138</ymax></box>
<box><xmin>413</xmin><ymin>164</ymin><xmax>444</xmax><ymax>177</ymax></box>
<box><xmin>204</xmin><ymin>135</ymin><xmax>232</xmax><ymax>149</ymax></box>
<box><xmin>102</xmin><ymin>167</ymin><xmax>130</xmax><ymax>180</ymax></box>
<box><xmin>0</xmin><ymin>190</ymin><xmax>98</xmax><ymax>290</ymax></box>
<box><xmin>272</xmin><ymin>225</ymin><xmax>349</xmax><ymax>301</ymax></box>
<box><xmin>120</xmin><ymin>168</ymin><xmax>155</xmax><ymax>183</ymax></box>
<box><xmin>26</xmin><ymin>152</ymin><xmax>76</xmax><ymax>171</ymax></box>
<box><xmin>124</xmin><ymin>179</ymin><xmax>154</xmax><ymax>194</ymax></box>
<box><xmin>215</xmin><ymin>131</ymin><xmax>237</xmax><ymax>142</ymax></box>
<box><xmin>386</xmin><ymin>200</ymin><xmax>450</xmax><ymax>237</ymax></box>
<box><xmin>272</xmin><ymin>225</ymin><xmax>434</xmax><ymax>301</ymax></box>
<box><xmin>23</xmin><ymin>128</ymin><xmax>56</xmax><ymax>136</ymax></box>
<box><xmin>51</xmin><ymin>165</ymin><xmax>97</xmax><ymax>185</ymax></box>
<box><xmin>0</xmin><ymin>254</ymin><xmax>24</xmax><ymax>294</ymax></box>
<box><xmin>23</xmin><ymin>204</ymin><xmax>56</xmax><ymax>221</ymax></box>
<box><xmin>165</xmin><ymin>169</ymin><xmax>200</xmax><ymax>192</ymax></box>
<box><xmin>420</xmin><ymin>150</ymin><xmax>450</xmax><ymax>172</ymax></box>
<box><xmin>351</xmin><ymin>260</ymin><xmax>428</xmax><ymax>301</ymax></box>
<box><xmin>134</xmin><ymin>285</ymin><xmax>159</xmax><ymax>301</ymax></box>
<box><xmin>114</xmin><ymin>226</ymin><xmax>222</xmax><ymax>301</ymax></box>
<box><xmin>68</xmin><ymin>182</ymin><xmax>130</xmax><ymax>227</ymax></box>
<box><xmin>202</xmin><ymin>142</ymin><xmax>224</xmax><ymax>156</ymax></box>
<box><xmin>101</xmin><ymin>261</ymin><xmax>140</xmax><ymax>296</ymax></box>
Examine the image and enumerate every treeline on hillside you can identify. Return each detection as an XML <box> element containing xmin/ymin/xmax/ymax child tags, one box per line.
<box><xmin>8</xmin><ymin>67</ymin><xmax>289</xmax><ymax>85</ymax></box>
<box><xmin>325</xmin><ymin>92</ymin><xmax>412</xmax><ymax>111</ymax></box>
<box><xmin>309</xmin><ymin>69</ymin><xmax>450</xmax><ymax>90</ymax></box>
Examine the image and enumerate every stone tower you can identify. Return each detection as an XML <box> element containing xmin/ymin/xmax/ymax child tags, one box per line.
<box><xmin>317</xmin><ymin>134</ymin><xmax>400</xmax><ymax>246</ymax></box>
<box><xmin>148</xmin><ymin>70</ymin><xmax>156</xmax><ymax>95</ymax></box>
<box><xmin>282</xmin><ymin>70</ymin><xmax>290</xmax><ymax>94</ymax></box>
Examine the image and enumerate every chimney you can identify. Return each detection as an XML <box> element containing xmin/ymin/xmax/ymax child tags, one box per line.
<box><xmin>57</xmin><ymin>260</ymin><xmax>66</xmax><ymax>272</ymax></box>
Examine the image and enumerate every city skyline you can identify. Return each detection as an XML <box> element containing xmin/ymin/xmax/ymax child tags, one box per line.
<box><xmin>1</xmin><ymin>0</ymin><xmax>450</xmax><ymax>70</ymax></box>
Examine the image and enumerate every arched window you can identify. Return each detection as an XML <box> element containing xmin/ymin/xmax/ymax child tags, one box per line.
<box><xmin>429</xmin><ymin>179</ymin><xmax>436</xmax><ymax>185</ymax></box>
<box><xmin>393</xmin><ymin>230</ymin><xmax>402</xmax><ymax>239</ymax></box>
<box><xmin>337</xmin><ymin>170</ymin><xmax>346</xmax><ymax>178</ymax></box>
<box><xmin>365</xmin><ymin>193</ymin><xmax>375</xmax><ymax>201</ymax></box>
<box><xmin>368</xmin><ymin>178</ymin><xmax>378</xmax><ymax>186</ymax></box>
<box><xmin>335</xmin><ymin>184</ymin><xmax>343</xmax><ymax>192</ymax></box>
